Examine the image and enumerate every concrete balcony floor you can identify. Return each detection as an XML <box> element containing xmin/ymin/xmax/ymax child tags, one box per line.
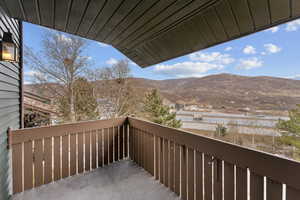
<box><xmin>12</xmin><ymin>160</ymin><xmax>179</xmax><ymax>200</ymax></box>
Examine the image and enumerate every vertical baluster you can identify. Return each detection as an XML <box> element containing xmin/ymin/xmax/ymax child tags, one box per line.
<box><xmin>204</xmin><ymin>154</ymin><xmax>213</xmax><ymax>200</ymax></box>
<box><xmin>224</xmin><ymin>162</ymin><xmax>234</xmax><ymax>200</ymax></box>
<box><xmin>77</xmin><ymin>133</ymin><xmax>84</xmax><ymax>173</ymax></box>
<box><xmin>188</xmin><ymin>148</ymin><xmax>195</xmax><ymax>200</ymax></box>
<box><xmin>174</xmin><ymin>143</ymin><xmax>180</xmax><ymax>195</ymax></box>
<box><xmin>286</xmin><ymin>186</ymin><xmax>300</xmax><ymax>200</ymax></box>
<box><xmin>44</xmin><ymin>137</ymin><xmax>53</xmax><ymax>184</ymax></box>
<box><xmin>12</xmin><ymin>143</ymin><xmax>23</xmax><ymax>193</ymax></box>
<box><xmin>23</xmin><ymin>141</ymin><xmax>33</xmax><ymax>190</ymax></box>
<box><xmin>214</xmin><ymin>159</ymin><xmax>222</xmax><ymax>200</ymax></box>
<box><xmin>85</xmin><ymin>131</ymin><xmax>91</xmax><ymax>171</ymax></box>
<box><xmin>267</xmin><ymin>179</ymin><xmax>282</xmax><ymax>200</ymax></box>
<box><xmin>114</xmin><ymin>126</ymin><xmax>119</xmax><ymax>162</ymax></box>
<box><xmin>61</xmin><ymin>135</ymin><xmax>69</xmax><ymax>178</ymax></box>
<box><xmin>53</xmin><ymin>136</ymin><xmax>61</xmax><ymax>180</ymax></box>
<box><xmin>155</xmin><ymin>136</ymin><xmax>160</xmax><ymax>180</ymax></box>
<box><xmin>149</xmin><ymin>134</ymin><xmax>155</xmax><ymax>176</ymax></box>
<box><xmin>125</xmin><ymin>124</ymin><xmax>128</xmax><ymax>158</ymax></box>
<box><xmin>91</xmin><ymin>130</ymin><xmax>97</xmax><ymax>169</ymax></box>
<box><xmin>98</xmin><ymin>129</ymin><xmax>103</xmax><ymax>167</ymax></box>
<box><xmin>134</xmin><ymin>128</ymin><xmax>138</xmax><ymax>163</ymax></box>
<box><xmin>129</xmin><ymin>126</ymin><xmax>133</xmax><ymax>161</ymax></box>
<box><xmin>70</xmin><ymin>134</ymin><xmax>76</xmax><ymax>175</ymax></box>
<box><xmin>196</xmin><ymin>152</ymin><xmax>203</xmax><ymax>200</ymax></box>
<box><xmin>119</xmin><ymin>126</ymin><xmax>124</xmax><ymax>160</ymax></box>
<box><xmin>169</xmin><ymin>141</ymin><xmax>175</xmax><ymax>191</ymax></box>
<box><xmin>181</xmin><ymin>146</ymin><xmax>187</xmax><ymax>200</ymax></box>
<box><xmin>236</xmin><ymin>166</ymin><xmax>247</xmax><ymax>200</ymax></box>
<box><xmin>104</xmin><ymin>128</ymin><xmax>109</xmax><ymax>165</ymax></box>
<box><xmin>250</xmin><ymin>172</ymin><xmax>264</xmax><ymax>200</ymax></box>
<box><xmin>164</xmin><ymin>139</ymin><xmax>169</xmax><ymax>188</ymax></box>
<box><xmin>145</xmin><ymin>132</ymin><xmax>149</xmax><ymax>172</ymax></box>
<box><xmin>140</xmin><ymin>130</ymin><xmax>144</xmax><ymax>168</ymax></box>
<box><xmin>109</xmin><ymin>127</ymin><xmax>114</xmax><ymax>163</ymax></box>
<box><xmin>138</xmin><ymin>129</ymin><xmax>142</xmax><ymax>166</ymax></box>
<box><xmin>159</xmin><ymin>137</ymin><xmax>163</xmax><ymax>184</ymax></box>
<box><xmin>34</xmin><ymin>139</ymin><xmax>43</xmax><ymax>186</ymax></box>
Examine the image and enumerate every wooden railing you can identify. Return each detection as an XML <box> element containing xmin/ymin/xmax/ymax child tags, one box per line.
<box><xmin>10</xmin><ymin>118</ymin><xmax>129</xmax><ymax>194</ymax></box>
<box><xmin>10</xmin><ymin>117</ymin><xmax>300</xmax><ymax>200</ymax></box>
<box><xmin>128</xmin><ymin>117</ymin><xmax>300</xmax><ymax>200</ymax></box>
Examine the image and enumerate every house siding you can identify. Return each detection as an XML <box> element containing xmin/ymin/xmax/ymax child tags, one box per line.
<box><xmin>0</xmin><ymin>6</ymin><xmax>22</xmax><ymax>200</ymax></box>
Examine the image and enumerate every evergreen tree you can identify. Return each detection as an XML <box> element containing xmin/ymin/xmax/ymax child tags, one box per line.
<box><xmin>58</xmin><ymin>77</ymin><xmax>98</xmax><ymax>121</ymax></box>
<box><xmin>277</xmin><ymin>104</ymin><xmax>300</xmax><ymax>150</ymax></box>
<box><xmin>277</xmin><ymin>104</ymin><xmax>300</xmax><ymax>136</ymax></box>
<box><xmin>143</xmin><ymin>89</ymin><xmax>181</xmax><ymax>128</ymax></box>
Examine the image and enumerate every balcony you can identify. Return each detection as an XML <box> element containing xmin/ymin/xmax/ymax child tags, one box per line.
<box><xmin>9</xmin><ymin>117</ymin><xmax>300</xmax><ymax>200</ymax></box>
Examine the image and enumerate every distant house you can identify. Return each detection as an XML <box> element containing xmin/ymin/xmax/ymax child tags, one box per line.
<box><xmin>24</xmin><ymin>91</ymin><xmax>57</xmax><ymax>127</ymax></box>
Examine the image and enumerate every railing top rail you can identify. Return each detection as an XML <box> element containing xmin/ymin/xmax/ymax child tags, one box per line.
<box><xmin>128</xmin><ymin>117</ymin><xmax>300</xmax><ymax>190</ymax></box>
<box><xmin>11</xmin><ymin>118</ymin><xmax>127</xmax><ymax>144</ymax></box>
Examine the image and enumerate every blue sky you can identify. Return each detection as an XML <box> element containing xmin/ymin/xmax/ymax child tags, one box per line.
<box><xmin>23</xmin><ymin>19</ymin><xmax>300</xmax><ymax>82</ymax></box>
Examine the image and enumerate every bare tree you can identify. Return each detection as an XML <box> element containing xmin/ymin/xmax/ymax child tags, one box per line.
<box><xmin>25</xmin><ymin>31</ymin><xmax>91</xmax><ymax>122</ymax></box>
<box><xmin>88</xmin><ymin>60</ymin><xmax>137</xmax><ymax>118</ymax></box>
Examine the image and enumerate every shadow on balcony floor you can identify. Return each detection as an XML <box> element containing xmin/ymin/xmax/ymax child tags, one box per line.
<box><xmin>12</xmin><ymin>160</ymin><xmax>179</xmax><ymax>200</ymax></box>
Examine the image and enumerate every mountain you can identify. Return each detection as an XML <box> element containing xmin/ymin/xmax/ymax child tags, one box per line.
<box><xmin>25</xmin><ymin>74</ymin><xmax>300</xmax><ymax>112</ymax></box>
<box><xmin>126</xmin><ymin>74</ymin><xmax>300</xmax><ymax>111</ymax></box>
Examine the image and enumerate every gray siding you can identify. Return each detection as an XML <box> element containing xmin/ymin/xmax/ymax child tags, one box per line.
<box><xmin>0</xmin><ymin>6</ymin><xmax>22</xmax><ymax>200</ymax></box>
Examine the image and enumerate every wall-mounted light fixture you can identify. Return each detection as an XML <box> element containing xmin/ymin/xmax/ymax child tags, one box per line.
<box><xmin>0</xmin><ymin>32</ymin><xmax>18</xmax><ymax>62</ymax></box>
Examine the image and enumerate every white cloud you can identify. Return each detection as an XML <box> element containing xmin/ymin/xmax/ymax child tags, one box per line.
<box><xmin>286</xmin><ymin>74</ymin><xmax>300</xmax><ymax>80</ymax></box>
<box><xmin>154</xmin><ymin>61</ymin><xmax>224</xmax><ymax>78</ymax></box>
<box><xmin>237</xmin><ymin>57</ymin><xmax>263</xmax><ymax>70</ymax></box>
<box><xmin>286</xmin><ymin>19</ymin><xmax>300</xmax><ymax>32</ymax></box>
<box><xmin>24</xmin><ymin>70</ymin><xmax>46</xmax><ymax>81</ymax></box>
<box><xmin>224</xmin><ymin>46</ymin><xmax>233</xmax><ymax>51</ymax></box>
<box><xmin>80</xmin><ymin>56</ymin><xmax>92</xmax><ymax>60</ymax></box>
<box><xmin>57</xmin><ymin>34</ymin><xmax>72</xmax><ymax>43</ymax></box>
<box><xmin>98</xmin><ymin>42</ymin><xmax>109</xmax><ymax>47</ymax></box>
<box><xmin>243</xmin><ymin>45</ymin><xmax>256</xmax><ymax>54</ymax></box>
<box><xmin>106</xmin><ymin>58</ymin><xmax>118</xmax><ymax>65</ymax></box>
<box><xmin>189</xmin><ymin>52</ymin><xmax>235</xmax><ymax>65</ymax></box>
<box><xmin>264</xmin><ymin>43</ymin><xmax>281</xmax><ymax>54</ymax></box>
<box><xmin>129</xmin><ymin>61</ymin><xmax>138</xmax><ymax>66</ymax></box>
<box><xmin>261</xmin><ymin>52</ymin><xmax>266</xmax><ymax>56</ymax></box>
<box><xmin>24</xmin><ymin>70</ymin><xmax>40</xmax><ymax>77</ymax></box>
<box><xmin>265</xmin><ymin>26</ymin><xmax>279</xmax><ymax>33</ymax></box>
<box><xmin>24</xmin><ymin>81</ymin><xmax>32</xmax><ymax>85</ymax></box>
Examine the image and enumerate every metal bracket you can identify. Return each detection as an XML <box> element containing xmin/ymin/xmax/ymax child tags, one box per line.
<box><xmin>7</xmin><ymin>127</ymin><xmax>12</xmax><ymax>149</ymax></box>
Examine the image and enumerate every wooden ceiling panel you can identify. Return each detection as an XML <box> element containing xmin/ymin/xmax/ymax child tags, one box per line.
<box><xmin>112</xmin><ymin>0</ymin><xmax>177</xmax><ymax>47</ymax></box>
<box><xmin>3</xmin><ymin>0</ymin><xmax>23</xmax><ymax>19</ymax></box>
<box><xmin>54</xmin><ymin>0</ymin><xmax>70</xmax><ymax>31</ymax></box>
<box><xmin>95</xmin><ymin>0</ymin><xmax>141</xmax><ymax>41</ymax></box>
<box><xmin>248</xmin><ymin>0</ymin><xmax>270</xmax><ymax>29</ymax></box>
<box><xmin>228</xmin><ymin>0</ymin><xmax>254</xmax><ymax>34</ymax></box>
<box><xmin>86</xmin><ymin>0</ymin><xmax>123</xmax><ymax>39</ymax></box>
<box><xmin>103</xmin><ymin>0</ymin><xmax>160</xmax><ymax>44</ymax></box>
<box><xmin>21</xmin><ymin>0</ymin><xmax>38</xmax><ymax>24</ymax></box>
<box><xmin>270</xmin><ymin>0</ymin><xmax>290</xmax><ymax>23</ymax></box>
<box><xmin>66</xmin><ymin>0</ymin><xmax>90</xmax><ymax>34</ymax></box>
<box><xmin>123</xmin><ymin>0</ymin><xmax>214</xmax><ymax>49</ymax></box>
<box><xmin>203</xmin><ymin>8</ymin><xmax>228</xmax><ymax>42</ymax></box>
<box><xmin>39</xmin><ymin>0</ymin><xmax>54</xmax><ymax>28</ymax></box>
<box><xmin>121</xmin><ymin>0</ymin><xmax>194</xmax><ymax>48</ymax></box>
<box><xmin>76</xmin><ymin>0</ymin><xmax>106</xmax><ymax>37</ymax></box>
<box><xmin>215</xmin><ymin>0</ymin><xmax>239</xmax><ymax>38</ymax></box>
<box><xmin>2</xmin><ymin>0</ymin><xmax>300</xmax><ymax>67</ymax></box>
<box><xmin>292</xmin><ymin>0</ymin><xmax>300</xmax><ymax>17</ymax></box>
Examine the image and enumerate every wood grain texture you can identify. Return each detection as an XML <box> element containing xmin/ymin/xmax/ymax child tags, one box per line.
<box><xmin>4</xmin><ymin>1</ymin><xmax>300</xmax><ymax>67</ymax></box>
<box><xmin>23</xmin><ymin>141</ymin><xmax>33</xmax><ymax>190</ymax></box>
<box><xmin>12</xmin><ymin>143</ymin><xmax>22</xmax><ymax>193</ymax></box>
<box><xmin>44</xmin><ymin>138</ymin><xmax>53</xmax><ymax>184</ymax></box>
